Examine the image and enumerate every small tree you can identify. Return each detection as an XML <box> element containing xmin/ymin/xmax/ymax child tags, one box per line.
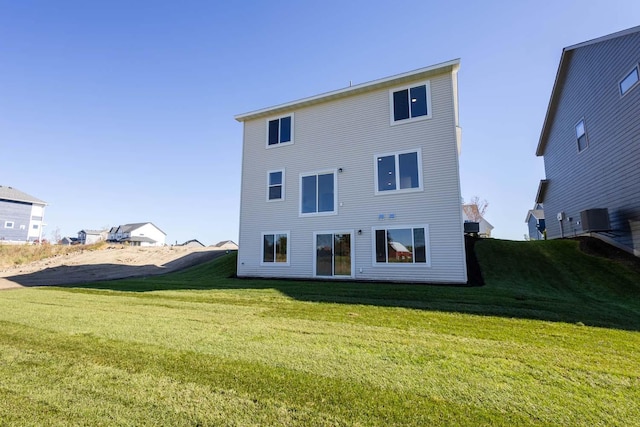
<box><xmin>50</xmin><ymin>227</ymin><xmax>62</xmax><ymax>244</ymax></box>
<box><xmin>465</xmin><ymin>196</ymin><xmax>489</xmax><ymax>222</ymax></box>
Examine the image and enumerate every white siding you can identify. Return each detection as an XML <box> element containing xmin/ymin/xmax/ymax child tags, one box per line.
<box><xmin>132</xmin><ymin>223</ymin><xmax>166</xmax><ymax>246</ymax></box>
<box><xmin>238</xmin><ymin>69</ymin><xmax>466</xmax><ymax>283</ymax></box>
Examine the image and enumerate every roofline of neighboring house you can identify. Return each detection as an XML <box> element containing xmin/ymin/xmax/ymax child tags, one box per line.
<box><xmin>525</xmin><ymin>209</ymin><xmax>545</xmax><ymax>223</ymax></box>
<box><xmin>536</xmin><ymin>25</ymin><xmax>640</xmax><ymax>156</ymax></box>
<box><xmin>234</xmin><ymin>59</ymin><xmax>460</xmax><ymax>122</ymax></box>
<box><xmin>117</xmin><ymin>222</ymin><xmax>167</xmax><ymax>236</ymax></box>
<box><xmin>535</xmin><ymin>179</ymin><xmax>549</xmax><ymax>204</ymax></box>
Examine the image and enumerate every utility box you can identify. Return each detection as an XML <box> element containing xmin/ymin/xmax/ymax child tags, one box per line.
<box><xmin>464</xmin><ymin>222</ymin><xmax>480</xmax><ymax>234</ymax></box>
<box><xmin>580</xmin><ymin>208</ymin><xmax>611</xmax><ymax>232</ymax></box>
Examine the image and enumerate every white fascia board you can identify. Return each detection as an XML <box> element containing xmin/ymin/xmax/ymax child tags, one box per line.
<box><xmin>234</xmin><ymin>59</ymin><xmax>460</xmax><ymax>122</ymax></box>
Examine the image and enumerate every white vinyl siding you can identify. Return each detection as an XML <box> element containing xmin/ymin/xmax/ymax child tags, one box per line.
<box><xmin>238</xmin><ymin>69</ymin><xmax>466</xmax><ymax>283</ymax></box>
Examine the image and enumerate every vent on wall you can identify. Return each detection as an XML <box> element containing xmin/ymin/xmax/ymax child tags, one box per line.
<box><xmin>580</xmin><ymin>208</ymin><xmax>611</xmax><ymax>232</ymax></box>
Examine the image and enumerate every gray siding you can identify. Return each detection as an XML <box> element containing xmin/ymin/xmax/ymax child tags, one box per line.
<box><xmin>542</xmin><ymin>32</ymin><xmax>640</xmax><ymax>254</ymax></box>
<box><xmin>0</xmin><ymin>200</ymin><xmax>32</xmax><ymax>241</ymax></box>
<box><xmin>238</xmin><ymin>70</ymin><xmax>467</xmax><ymax>283</ymax></box>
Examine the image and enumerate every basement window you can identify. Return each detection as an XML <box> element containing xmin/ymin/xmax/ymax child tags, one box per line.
<box><xmin>4</xmin><ymin>221</ymin><xmax>14</xmax><ymax>229</ymax></box>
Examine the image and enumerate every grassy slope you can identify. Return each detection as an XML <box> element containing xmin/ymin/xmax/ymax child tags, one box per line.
<box><xmin>0</xmin><ymin>239</ymin><xmax>638</xmax><ymax>426</ymax></box>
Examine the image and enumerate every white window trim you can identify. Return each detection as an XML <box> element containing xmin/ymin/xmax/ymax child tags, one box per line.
<box><xmin>371</xmin><ymin>224</ymin><xmax>431</xmax><ymax>267</ymax></box>
<box><xmin>299</xmin><ymin>169</ymin><xmax>338</xmax><ymax>217</ymax></box>
<box><xmin>266</xmin><ymin>169</ymin><xmax>285</xmax><ymax>202</ymax></box>
<box><xmin>373</xmin><ymin>148</ymin><xmax>423</xmax><ymax>195</ymax></box>
<box><xmin>4</xmin><ymin>221</ymin><xmax>14</xmax><ymax>229</ymax></box>
<box><xmin>619</xmin><ymin>65</ymin><xmax>640</xmax><ymax>97</ymax></box>
<box><xmin>312</xmin><ymin>229</ymin><xmax>355</xmax><ymax>279</ymax></box>
<box><xmin>389</xmin><ymin>81</ymin><xmax>432</xmax><ymax>126</ymax></box>
<box><xmin>575</xmin><ymin>118</ymin><xmax>589</xmax><ymax>153</ymax></box>
<box><xmin>265</xmin><ymin>113</ymin><xmax>295</xmax><ymax>148</ymax></box>
<box><xmin>260</xmin><ymin>231</ymin><xmax>290</xmax><ymax>266</ymax></box>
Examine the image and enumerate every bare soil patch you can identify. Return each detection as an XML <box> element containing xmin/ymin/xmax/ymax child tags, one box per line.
<box><xmin>0</xmin><ymin>245</ymin><xmax>227</xmax><ymax>290</ymax></box>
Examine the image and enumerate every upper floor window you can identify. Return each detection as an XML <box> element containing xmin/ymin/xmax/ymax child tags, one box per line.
<box><xmin>267</xmin><ymin>169</ymin><xmax>284</xmax><ymax>201</ymax></box>
<box><xmin>261</xmin><ymin>231</ymin><xmax>289</xmax><ymax>265</ymax></box>
<box><xmin>620</xmin><ymin>66</ymin><xmax>639</xmax><ymax>96</ymax></box>
<box><xmin>4</xmin><ymin>221</ymin><xmax>14</xmax><ymax>229</ymax></box>
<box><xmin>373</xmin><ymin>225</ymin><xmax>430</xmax><ymax>265</ymax></box>
<box><xmin>390</xmin><ymin>82</ymin><xmax>431</xmax><ymax>125</ymax></box>
<box><xmin>267</xmin><ymin>114</ymin><xmax>293</xmax><ymax>147</ymax></box>
<box><xmin>300</xmin><ymin>170</ymin><xmax>336</xmax><ymax>215</ymax></box>
<box><xmin>375</xmin><ymin>149</ymin><xmax>422</xmax><ymax>194</ymax></box>
<box><xmin>575</xmin><ymin>119</ymin><xmax>588</xmax><ymax>153</ymax></box>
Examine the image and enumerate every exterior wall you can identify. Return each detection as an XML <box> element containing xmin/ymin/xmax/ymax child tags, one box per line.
<box><xmin>527</xmin><ymin>216</ymin><xmax>545</xmax><ymax>240</ymax></box>
<box><xmin>542</xmin><ymin>32</ymin><xmax>640</xmax><ymax>254</ymax></box>
<box><xmin>0</xmin><ymin>200</ymin><xmax>33</xmax><ymax>242</ymax></box>
<box><xmin>131</xmin><ymin>223</ymin><xmax>166</xmax><ymax>246</ymax></box>
<box><xmin>238</xmin><ymin>70</ymin><xmax>467</xmax><ymax>283</ymax></box>
<box><xmin>27</xmin><ymin>205</ymin><xmax>45</xmax><ymax>240</ymax></box>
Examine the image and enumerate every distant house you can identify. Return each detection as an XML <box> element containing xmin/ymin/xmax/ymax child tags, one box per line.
<box><xmin>107</xmin><ymin>222</ymin><xmax>166</xmax><ymax>247</ymax></box>
<box><xmin>59</xmin><ymin>237</ymin><xmax>78</xmax><ymax>246</ymax></box>
<box><xmin>525</xmin><ymin>203</ymin><xmax>546</xmax><ymax>240</ymax></box>
<box><xmin>212</xmin><ymin>240</ymin><xmax>238</xmax><ymax>250</ymax></box>
<box><xmin>178</xmin><ymin>239</ymin><xmax>205</xmax><ymax>248</ymax></box>
<box><xmin>78</xmin><ymin>229</ymin><xmax>108</xmax><ymax>245</ymax></box>
<box><xmin>0</xmin><ymin>185</ymin><xmax>47</xmax><ymax>243</ymax></box>
<box><xmin>462</xmin><ymin>204</ymin><xmax>493</xmax><ymax>238</ymax></box>
<box><xmin>536</xmin><ymin>25</ymin><xmax>640</xmax><ymax>256</ymax></box>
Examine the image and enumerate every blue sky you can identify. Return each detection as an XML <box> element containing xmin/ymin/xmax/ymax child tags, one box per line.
<box><xmin>1</xmin><ymin>1</ymin><xmax>638</xmax><ymax>245</ymax></box>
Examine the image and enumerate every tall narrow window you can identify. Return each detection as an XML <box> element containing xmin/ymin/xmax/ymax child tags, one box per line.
<box><xmin>261</xmin><ymin>232</ymin><xmax>289</xmax><ymax>265</ymax></box>
<box><xmin>391</xmin><ymin>82</ymin><xmax>431</xmax><ymax>124</ymax></box>
<box><xmin>575</xmin><ymin>119</ymin><xmax>588</xmax><ymax>152</ymax></box>
<box><xmin>267</xmin><ymin>170</ymin><xmax>284</xmax><ymax>201</ymax></box>
<box><xmin>620</xmin><ymin>66</ymin><xmax>639</xmax><ymax>96</ymax></box>
<box><xmin>267</xmin><ymin>115</ymin><xmax>293</xmax><ymax>146</ymax></box>
<box><xmin>300</xmin><ymin>171</ymin><xmax>336</xmax><ymax>215</ymax></box>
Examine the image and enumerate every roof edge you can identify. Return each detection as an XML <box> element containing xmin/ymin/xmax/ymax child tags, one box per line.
<box><xmin>235</xmin><ymin>59</ymin><xmax>460</xmax><ymax>122</ymax></box>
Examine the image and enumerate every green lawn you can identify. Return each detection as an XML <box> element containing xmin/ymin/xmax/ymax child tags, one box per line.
<box><xmin>0</xmin><ymin>239</ymin><xmax>639</xmax><ymax>426</ymax></box>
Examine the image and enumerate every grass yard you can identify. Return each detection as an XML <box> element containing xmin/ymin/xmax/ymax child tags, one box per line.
<box><xmin>0</xmin><ymin>239</ymin><xmax>639</xmax><ymax>426</ymax></box>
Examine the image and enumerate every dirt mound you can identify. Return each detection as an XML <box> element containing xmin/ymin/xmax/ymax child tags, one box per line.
<box><xmin>0</xmin><ymin>246</ymin><xmax>228</xmax><ymax>290</ymax></box>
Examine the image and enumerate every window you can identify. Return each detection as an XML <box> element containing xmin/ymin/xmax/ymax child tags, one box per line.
<box><xmin>300</xmin><ymin>171</ymin><xmax>336</xmax><ymax>215</ymax></box>
<box><xmin>575</xmin><ymin>119</ymin><xmax>588</xmax><ymax>152</ymax></box>
<box><xmin>375</xmin><ymin>149</ymin><xmax>422</xmax><ymax>194</ymax></box>
<box><xmin>267</xmin><ymin>114</ymin><xmax>293</xmax><ymax>146</ymax></box>
<box><xmin>267</xmin><ymin>169</ymin><xmax>284</xmax><ymax>201</ymax></box>
<box><xmin>373</xmin><ymin>226</ymin><xmax>429</xmax><ymax>265</ymax></box>
<box><xmin>261</xmin><ymin>232</ymin><xmax>289</xmax><ymax>265</ymax></box>
<box><xmin>620</xmin><ymin>66</ymin><xmax>639</xmax><ymax>96</ymax></box>
<box><xmin>32</xmin><ymin>224</ymin><xmax>39</xmax><ymax>230</ymax></box>
<box><xmin>4</xmin><ymin>221</ymin><xmax>14</xmax><ymax>229</ymax></box>
<box><xmin>390</xmin><ymin>82</ymin><xmax>431</xmax><ymax>124</ymax></box>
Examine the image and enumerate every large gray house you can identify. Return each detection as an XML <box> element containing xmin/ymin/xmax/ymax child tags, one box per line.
<box><xmin>535</xmin><ymin>26</ymin><xmax>640</xmax><ymax>256</ymax></box>
<box><xmin>0</xmin><ymin>185</ymin><xmax>47</xmax><ymax>243</ymax></box>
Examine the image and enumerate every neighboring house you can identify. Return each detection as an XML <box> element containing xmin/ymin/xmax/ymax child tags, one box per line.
<box><xmin>461</xmin><ymin>204</ymin><xmax>494</xmax><ymax>238</ymax></box>
<box><xmin>212</xmin><ymin>240</ymin><xmax>238</xmax><ymax>250</ymax></box>
<box><xmin>78</xmin><ymin>229</ymin><xmax>108</xmax><ymax>245</ymax></box>
<box><xmin>179</xmin><ymin>239</ymin><xmax>205</xmax><ymax>248</ymax></box>
<box><xmin>525</xmin><ymin>203</ymin><xmax>546</xmax><ymax>240</ymax></box>
<box><xmin>59</xmin><ymin>237</ymin><xmax>78</xmax><ymax>245</ymax></box>
<box><xmin>235</xmin><ymin>60</ymin><xmax>467</xmax><ymax>283</ymax></box>
<box><xmin>107</xmin><ymin>222</ymin><xmax>166</xmax><ymax>246</ymax></box>
<box><xmin>536</xmin><ymin>26</ymin><xmax>640</xmax><ymax>256</ymax></box>
<box><xmin>0</xmin><ymin>185</ymin><xmax>46</xmax><ymax>243</ymax></box>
